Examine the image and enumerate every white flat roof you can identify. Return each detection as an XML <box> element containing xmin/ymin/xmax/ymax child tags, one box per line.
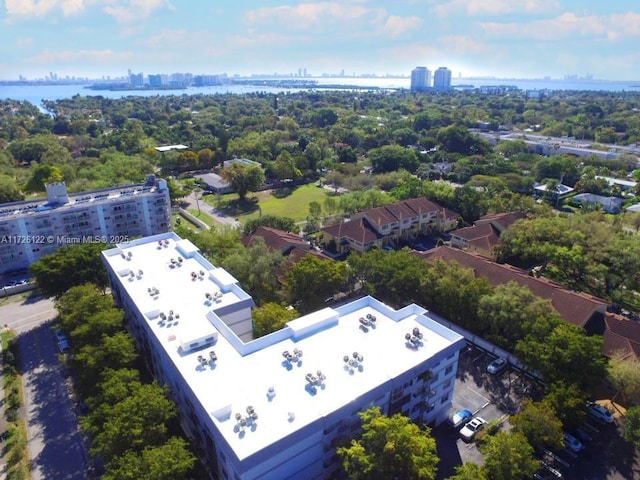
<box><xmin>155</xmin><ymin>144</ymin><xmax>189</xmax><ymax>152</ymax></box>
<box><xmin>102</xmin><ymin>233</ymin><xmax>463</xmax><ymax>462</ymax></box>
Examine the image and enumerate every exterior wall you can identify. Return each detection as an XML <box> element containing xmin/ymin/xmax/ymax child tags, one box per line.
<box><xmin>0</xmin><ymin>182</ymin><xmax>170</xmax><ymax>274</ymax></box>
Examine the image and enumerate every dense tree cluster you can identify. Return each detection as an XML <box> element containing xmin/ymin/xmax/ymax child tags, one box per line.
<box><xmin>55</xmin><ymin>285</ymin><xmax>197</xmax><ymax>479</ymax></box>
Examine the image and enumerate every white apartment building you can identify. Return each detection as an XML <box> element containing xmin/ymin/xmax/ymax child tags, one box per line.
<box><xmin>102</xmin><ymin>232</ymin><xmax>465</xmax><ymax>480</ymax></box>
<box><xmin>433</xmin><ymin>67</ymin><xmax>452</xmax><ymax>90</ymax></box>
<box><xmin>0</xmin><ymin>175</ymin><xmax>170</xmax><ymax>274</ymax></box>
<box><xmin>410</xmin><ymin>66</ymin><xmax>431</xmax><ymax>92</ymax></box>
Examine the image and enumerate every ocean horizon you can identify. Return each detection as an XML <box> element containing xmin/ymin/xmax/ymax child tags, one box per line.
<box><xmin>1</xmin><ymin>76</ymin><xmax>639</xmax><ymax>109</ymax></box>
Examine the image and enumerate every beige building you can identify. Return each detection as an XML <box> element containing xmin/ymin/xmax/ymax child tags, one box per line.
<box><xmin>321</xmin><ymin>197</ymin><xmax>459</xmax><ymax>254</ymax></box>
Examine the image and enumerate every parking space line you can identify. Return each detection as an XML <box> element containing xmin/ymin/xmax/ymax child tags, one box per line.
<box><xmin>467</xmin><ymin>387</ymin><xmax>491</xmax><ymax>405</ymax></box>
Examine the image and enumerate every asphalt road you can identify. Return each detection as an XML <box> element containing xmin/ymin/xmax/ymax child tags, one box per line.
<box><xmin>1</xmin><ymin>294</ymin><xmax>89</xmax><ymax>480</ymax></box>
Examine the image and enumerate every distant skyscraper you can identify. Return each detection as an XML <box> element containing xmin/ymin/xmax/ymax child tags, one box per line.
<box><xmin>410</xmin><ymin>66</ymin><xmax>431</xmax><ymax>92</ymax></box>
<box><xmin>433</xmin><ymin>67</ymin><xmax>452</xmax><ymax>90</ymax></box>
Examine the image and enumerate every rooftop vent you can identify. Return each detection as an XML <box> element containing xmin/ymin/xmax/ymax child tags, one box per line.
<box><xmin>305</xmin><ymin>370</ymin><xmax>326</xmax><ymax>386</ymax></box>
<box><xmin>209</xmin><ymin>350</ymin><xmax>217</xmax><ymax>362</ymax></box>
<box><xmin>267</xmin><ymin>385</ymin><xmax>276</xmax><ymax>400</ymax></box>
<box><xmin>282</xmin><ymin>348</ymin><xmax>303</xmax><ymax>364</ymax></box>
<box><xmin>288</xmin><ymin>411</ymin><xmax>295</xmax><ymax>422</ymax></box>
<box><xmin>344</xmin><ymin>351</ymin><xmax>364</xmax><ymax>371</ymax></box>
<box><xmin>405</xmin><ymin>331</ymin><xmax>423</xmax><ymax>349</ymax></box>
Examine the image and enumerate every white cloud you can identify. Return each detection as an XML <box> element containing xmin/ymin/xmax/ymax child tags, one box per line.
<box><xmin>5</xmin><ymin>0</ymin><xmax>83</xmax><ymax>17</ymax></box>
<box><xmin>431</xmin><ymin>0</ymin><xmax>560</xmax><ymax>17</ymax></box>
<box><xmin>481</xmin><ymin>11</ymin><xmax>640</xmax><ymax>41</ymax></box>
<box><xmin>103</xmin><ymin>0</ymin><xmax>174</xmax><ymax>23</ymax></box>
<box><xmin>16</xmin><ymin>37</ymin><xmax>35</xmax><ymax>46</ymax></box>
<box><xmin>23</xmin><ymin>48</ymin><xmax>134</xmax><ymax>65</ymax></box>
<box><xmin>4</xmin><ymin>0</ymin><xmax>173</xmax><ymax>22</ymax></box>
<box><xmin>437</xmin><ymin>35</ymin><xmax>489</xmax><ymax>55</ymax></box>
<box><xmin>379</xmin><ymin>15</ymin><xmax>422</xmax><ymax>39</ymax></box>
<box><xmin>245</xmin><ymin>2</ymin><xmax>386</xmax><ymax>31</ymax></box>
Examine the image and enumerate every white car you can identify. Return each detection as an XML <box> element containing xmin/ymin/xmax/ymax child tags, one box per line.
<box><xmin>564</xmin><ymin>432</ymin><xmax>584</xmax><ymax>453</ymax></box>
<box><xmin>587</xmin><ymin>402</ymin><xmax>614</xmax><ymax>424</ymax></box>
<box><xmin>459</xmin><ymin>417</ymin><xmax>487</xmax><ymax>442</ymax></box>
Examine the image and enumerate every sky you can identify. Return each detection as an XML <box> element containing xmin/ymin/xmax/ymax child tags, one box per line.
<box><xmin>1</xmin><ymin>0</ymin><xmax>640</xmax><ymax>81</ymax></box>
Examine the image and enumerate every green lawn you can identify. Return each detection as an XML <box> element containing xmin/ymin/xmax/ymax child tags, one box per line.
<box><xmin>203</xmin><ymin>184</ymin><xmax>333</xmax><ymax>223</ymax></box>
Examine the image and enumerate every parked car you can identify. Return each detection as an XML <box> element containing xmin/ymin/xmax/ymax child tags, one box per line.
<box><xmin>57</xmin><ymin>339</ymin><xmax>71</xmax><ymax>354</ymax></box>
<box><xmin>53</xmin><ymin>328</ymin><xmax>68</xmax><ymax>343</ymax></box>
<box><xmin>587</xmin><ymin>402</ymin><xmax>614</xmax><ymax>424</ymax></box>
<box><xmin>487</xmin><ymin>357</ymin><xmax>507</xmax><ymax>375</ymax></box>
<box><xmin>448</xmin><ymin>409</ymin><xmax>473</xmax><ymax>429</ymax></box>
<box><xmin>564</xmin><ymin>432</ymin><xmax>584</xmax><ymax>453</ymax></box>
<box><xmin>459</xmin><ymin>417</ymin><xmax>487</xmax><ymax>441</ymax></box>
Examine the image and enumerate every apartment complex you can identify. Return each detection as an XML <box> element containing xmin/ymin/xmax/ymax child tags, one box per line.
<box><xmin>0</xmin><ymin>175</ymin><xmax>171</xmax><ymax>274</ymax></box>
<box><xmin>433</xmin><ymin>67</ymin><xmax>452</xmax><ymax>90</ymax></box>
<box><xmin>410</xmin><ymin>66</ymin><xmax>431</xmax><ymax>92</ymax></box>
<box><xmin>102</xmin><ymin>232</ymin><xmax>465</xmax><ymax>480</ymax></box>
<box><xmin>320</xmin><ymin>197</ymin><xmax>459</xmax><ymax>254</ymax></box>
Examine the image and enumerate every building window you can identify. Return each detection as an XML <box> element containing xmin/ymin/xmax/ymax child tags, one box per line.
<box><xmin>445</xmin><ymin>365</ymin><xmax>453</xmax><ymax>375</ymax></box>
<box><xmin>440</xmin><ymin>394</ymin><xmax>449</xmax><ymax>404</ymax></box>
<box><xmin>442</xmin><ymin>379</ymin><xmax>451</xmax><ymax>390</ymax></box>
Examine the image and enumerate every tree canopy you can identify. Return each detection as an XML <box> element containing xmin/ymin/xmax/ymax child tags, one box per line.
<box><xmin>337</xmin><ymin>406</ymin><xmax>438</xmax><ymax>480</ymax></box>
<box><xmin>31</xmin><ymin>242</ymin><xmax>108</xmax><ymax>298</ymax></box>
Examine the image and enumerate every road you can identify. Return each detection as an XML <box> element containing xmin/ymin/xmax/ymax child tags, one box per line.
<box><xmin>0</xmin><ymin>294</ymin><xmax>89</xmax><ymax>480</ymax></box>
<box><xmin>181</xmin><ymin>191</ymin><xmax>240</xmax><ymax>227</ymax></box>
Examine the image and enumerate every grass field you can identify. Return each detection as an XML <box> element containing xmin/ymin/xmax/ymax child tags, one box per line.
<box><xmin>203</xmin><ymin>184</ymin><xmax>332</xmax><ymax>223</ymax></box>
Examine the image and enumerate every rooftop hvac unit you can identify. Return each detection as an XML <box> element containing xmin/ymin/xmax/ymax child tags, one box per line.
<box><xmin>288</xmin><ymin>411</ymin><xmax>295</xmax><ymax>422</ymax></box>
<box><xmin>209</xmin><ymin>350</ymin><xmax>217</xmax><ymax>362</ymax></box>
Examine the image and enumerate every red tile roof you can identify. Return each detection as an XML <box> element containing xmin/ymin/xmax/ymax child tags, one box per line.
<box><xmin>322</xmin><ymin>218</ymin><xmax>381</xmax><ymax>245</ymax></box>
<box><xmin>419</xmin><ymin>246</ymin><xmax>607</xmax><ymax>328</ymax></box>
<box><xmin>242</xmin><ymin>226</ymin><xmax>308</xmax><ymax>252</ymax></box>
<box><xmin>601</xmin><ymin>313</ymin><xmax>640</xmax><ymax>360</ymax></box>
<box><xmin>451</xmin><ymin>211</ymin><xmax>526</xmax><ymax>256</ymax></box>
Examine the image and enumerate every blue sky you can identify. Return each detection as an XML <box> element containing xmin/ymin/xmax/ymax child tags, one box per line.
<box><xmin>1</xmin><ymin>0</ymin><xmax>640</xmax><ymax>80</ymax></box>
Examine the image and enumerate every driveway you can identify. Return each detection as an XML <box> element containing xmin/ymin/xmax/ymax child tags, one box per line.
<box><xmin>181</xmin><ymin>191</ymin><xmax>239</xmax><ymax>227</ymax></box>
<box><xmin>19</xmin><ymin>323</ymin><xmax>89</xmax><ymax>480</ymax></box>
<box><xmin>0</xmin><ymin>294</ymin><xmax>89</xmax><ymax>480</ymax></box>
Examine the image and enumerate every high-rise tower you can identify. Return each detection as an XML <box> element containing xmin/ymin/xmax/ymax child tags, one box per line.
<box><xmin>433</xmin><ymin>67</ymin><xmax>452</xmax><ymax>90</ymax></box>
<box><xmin>410</xmin><ymin>66</ymin><xmax>431</xmax><ymax>92</ymax></box>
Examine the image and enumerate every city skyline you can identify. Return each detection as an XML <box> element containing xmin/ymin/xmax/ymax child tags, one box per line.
<box><xmin>1</xmin><ymin>1</ymin><xmax>640</xmax><ymax>81</ymax></box>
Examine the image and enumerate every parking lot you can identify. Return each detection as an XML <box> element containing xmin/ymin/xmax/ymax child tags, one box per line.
<box><xmin>434</xmin><ymin>345</ymin><xmax>640</xmax><ymax>479</ymax></box>
<box><xmin>435</xmin><ymin>345</ymin><xmax>544</xmax><ymax>477</ymax></box>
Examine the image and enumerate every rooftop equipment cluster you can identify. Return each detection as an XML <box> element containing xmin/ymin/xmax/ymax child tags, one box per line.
<box><xmin>343</xmin><ymin>351</ymin><xmax>364</xmax><ymax>368</ymax></box>
<box><xmin>359</xmin><ymin>313</ymin><xmax>377</xmax><ymax>332</ymax></box>
<box><xmin>405</xmin><ymin>327</ymin><xmax>424</xmax><ymax>348</ymax></box>
<box><xmin>191</xmin><ymin>270</ymin><xmax>206</xmax><ymax>281</ymax></box>
<box><xmin>169</xmin><ymin>257</ymin><xmax>183</xmax><ymax>268</ymax></box>
<box><xmin>197</xmin><ymin>350</ymin><xmax>217</xmax><ymax>368</ymax></box>
<box><xmin>305</xmin><ymin>370</ymin><xmax>326</xmax><ymax>386</ymax></box>
<box><xmin>282</xmin><ymin>348</ymin><xmax>303</xmax><ymax>364</ymax></box>
<box><xmin>157</xmin><ymin>239</ymin><xmax>170</xmax><ymax>249</ymax></box>
<box><xmin>234</xmin><ymin>405</ymin><xmax>258</xmax><ymax>433</ymax></box>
